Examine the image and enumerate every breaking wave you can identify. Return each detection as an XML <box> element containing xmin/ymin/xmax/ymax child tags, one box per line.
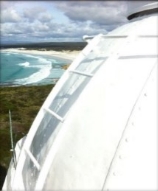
<box><xmin>15</xmin><ymin>56</ymin><xmax>52</xmax><ymax>85</ymax></box>
<box><xmin>1</xmin><ymin>51</ymin><xmax>70</xmax><ymax>86</ymax></box>
<box><xmin>18</xmin><ymin>62</ymin><xmax>30</xmax><ymax>67</ymax></box>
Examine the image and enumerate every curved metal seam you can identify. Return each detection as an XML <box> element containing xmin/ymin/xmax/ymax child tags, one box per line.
<box><xmin>101</xmin><ymin>62</ymin><xmax>157</xmax><ymax>190</ymax></box>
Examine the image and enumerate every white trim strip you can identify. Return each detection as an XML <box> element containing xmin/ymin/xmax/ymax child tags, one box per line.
<box><xmin>69</xmin><ymin>70</ymin><xmax>93</xmax><ymax>77</ymax></box>
<box><xmin>102</xmin><ymin>35</ymin><xmax>158</xmax><ymax>38</ymax></box>
<box><xmin>103</xmin><ymin>35</ymin><xmax>127</xmax><ymax>38</ymax></box>
<box><xmin>44</xmin><ymin>107</ymin><xmax>64</xmax><ymax>122</ymax></box>
<box><xmin>139</xmin><ymin>35</ymin><xmax>158</xmax><ymax>38</ymax></box>
<box><xmin>25</xmin><ymin>148</ymin><xmax>41</xmax><ymax>171</ymax></box>
<box><xmin>120</xmin><ymin>55</ymin><xmax>158</xmax><ymax>59</ymax></box>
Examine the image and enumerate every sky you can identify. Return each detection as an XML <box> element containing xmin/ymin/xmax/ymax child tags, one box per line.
<box><xmin>0</xmin><ymin>1</ymin><xmax>154</xmax><ymax>44</ymax></box>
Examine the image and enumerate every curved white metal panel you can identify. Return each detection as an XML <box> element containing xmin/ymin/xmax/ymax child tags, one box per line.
<box><xmin>3</xmin><ymin>10</ymin><xmax>158</xmax><ymax>191</ymax></box>
<box><xmin>102</xmin><ymin>64</ymin><xmax>157</xmax><ymax>190</ymax></box>
<box><xmin>42</xmin><ymin>14</ymin><xmax>157</xmax><ymax>190</ymax></box>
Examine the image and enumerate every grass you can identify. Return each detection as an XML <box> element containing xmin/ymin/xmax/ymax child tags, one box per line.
<box><xmin>0</xmin><ymin>84</ymin><xmax>53</xmax><ymax>169</ymax></box>
<box><xmin>62</xmin><ymin>64</ymin><xmax>70</xmax><ymax>70</ymax></box>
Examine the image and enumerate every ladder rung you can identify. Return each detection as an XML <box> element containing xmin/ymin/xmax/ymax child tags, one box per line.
<box><xmin>44</xmin><ymin>107</ymin><xmax>64</xmax><ymax>122</ymax></box>
<box><xmin>69</xmin><ymin>70</ymin><xmax>93</xmax><ymax>77</ymax></box>
<box><xmin>25</xmin><ymin>148</ymin><xmax>41</xmax><ymax>170</ymax></box>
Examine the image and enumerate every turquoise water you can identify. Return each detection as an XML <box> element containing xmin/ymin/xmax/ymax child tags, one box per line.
<box><xmin>0</xmin><ymin>51</ymin><xmax>71</xmax><ymax>86</ymax></box>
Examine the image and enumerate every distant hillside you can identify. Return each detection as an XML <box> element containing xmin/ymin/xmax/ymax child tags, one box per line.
<box><xmin>0</xmin><ymin>42</ymin><xmax>87</xmax><ymax>51</ymax></box>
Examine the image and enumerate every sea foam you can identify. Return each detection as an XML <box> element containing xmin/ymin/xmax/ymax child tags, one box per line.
<box><xmin>18</xmin><ymin>62</ymin><xmax>30</xmax><ymax>67</ymax></box>
<box><xmin>15</xmin><ymin>56</ymin><xmax>52</xmax><ymax>84</ymax></box>
<box><xmin>1</xmin><ymin>51</ymin><xmax>68</xmax><ymax>86</ymax></box>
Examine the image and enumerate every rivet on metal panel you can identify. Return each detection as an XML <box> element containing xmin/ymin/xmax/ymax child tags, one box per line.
<box><xmin>125</xmin><ymin>138</ymin><xmax>128</xmax><ymax>142</ymax></box>
<box><xmin>119</xmin><ymin>155</ymin><xmax>122</xmax><ymax>159</ymax></box>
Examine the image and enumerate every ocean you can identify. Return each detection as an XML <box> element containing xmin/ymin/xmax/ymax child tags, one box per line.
<box><xmin>0</xmin><ymin>51</ymin><xmax>71</xmax><ymax>86</ymax></box>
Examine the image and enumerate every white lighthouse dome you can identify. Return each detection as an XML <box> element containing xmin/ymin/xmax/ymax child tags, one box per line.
<box><xmin>2</xmin><ymin>1</ymin><xmax>158</xmax><ymax>191</ymax></box>
<box><xmin>127</xmin><ymin>1</ymin><xmax>158</xmax><ymax>20</ymax></box>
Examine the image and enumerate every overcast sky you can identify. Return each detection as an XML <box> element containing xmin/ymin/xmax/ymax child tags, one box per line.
<box><xmin>0</xmin><ymin>1</ymin><xmax>152</xmax><ymax>44</ymax></box>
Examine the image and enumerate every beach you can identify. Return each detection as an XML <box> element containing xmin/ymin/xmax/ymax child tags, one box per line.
<box><xmin>1</xmin><ymin>48</ymin><xmax>81</xmax><ymax>86</ymax></box>
<box><xmin>1</xmin><ymin>48</ymin><xmax>80</xmax><ymax>61</ymax></box>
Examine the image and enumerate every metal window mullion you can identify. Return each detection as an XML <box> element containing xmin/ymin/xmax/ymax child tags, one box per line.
<box><xmin>43</xmin><ymin>107</ymin><xmax>64</xmax><ymax>122</ymax></box>
<box><xmin>69</xmin><ymin>70</ymin><xmax>93</xmax><ymax>77</ymax></box>
<box><xmin>25</xmin><ymin>148</ymin><xmax>41</xmax><ymax>171</ymax></box>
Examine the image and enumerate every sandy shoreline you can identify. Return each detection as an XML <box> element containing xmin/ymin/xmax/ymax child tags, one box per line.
<box><xmin>1</xmin><ymin>48</ymin><xmax>81</xmax><ymax>86</ymax></box>
<box><xmin>1</xmin><ymin>48</ymin><xmax>81</xmax><ymax>61</ymax></box>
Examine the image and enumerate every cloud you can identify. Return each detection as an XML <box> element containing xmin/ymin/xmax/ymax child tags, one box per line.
<box><xmin>22</xmin><ymin>6</ymin><xmax>48</xmax><ymax>22</ymax></box>
<box><xmin>1</xmin><ymin>1</ymin><xmax>129</xmax><ymax>43</ymax></box>
<box><xmin>54</xmin><ymin>1</ymin><xmax>128</xmax><ymax>26</ymax></box>
<box><xmin>1</xmin><ymin>8</ymin><xmax>22</xmax><ymax>23</ymax></box>
<box><xmin>38</xmin><ymin>12</ymin><xmax>53</xmax><ymax>22</ymax></box>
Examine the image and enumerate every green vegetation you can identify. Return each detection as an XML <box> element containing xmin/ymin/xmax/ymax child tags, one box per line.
<box><xmin>0</xmin><ymin>84</ymin><xmax>53</xmax><ymax>169</ymax></box>
<box><xmin>1</xmin><ymin>42</ymin><xmax>87</xmax><ymax>51</ymax></box>
<box><xmin>62</xmin><ymin>64</ymin><xmax>70</xmax><ymax>70</ymax></box>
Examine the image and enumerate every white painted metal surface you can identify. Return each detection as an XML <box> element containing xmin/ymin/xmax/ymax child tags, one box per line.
<box><xmin>127</xmin><ymin>1</ymin><xmax>158</xmax><ymax>17</ymax></box>
<box><xmin>3</xmin><ymin>2</ymin><xmax>158</xmax><ymax>190</ymax></box>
